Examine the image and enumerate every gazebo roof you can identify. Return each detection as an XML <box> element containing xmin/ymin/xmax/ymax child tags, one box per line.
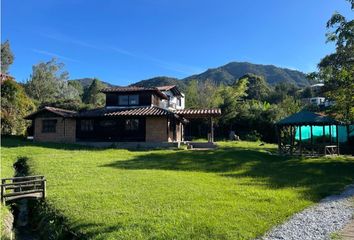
<box><xmin>276</xmin><ymin>111</ymin><xmax>341</xmax><ymax>126</ymax></box>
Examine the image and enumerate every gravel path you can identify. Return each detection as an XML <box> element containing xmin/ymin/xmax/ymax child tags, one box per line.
<box><xmin>261</xmin><ymin>185</ymin><xmax>354</xmax><ymax>240</ymax></box>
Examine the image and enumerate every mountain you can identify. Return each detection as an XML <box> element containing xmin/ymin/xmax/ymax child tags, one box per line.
<box><xmin>132</xmin><ymin>62</ymin><xmax>310</xmax><ymax>88</ymax></box>
<box><xmin>69</xmin><ymin>78</ymin><xmax>116</xmax><ymax>88</ymax></box>
<box><xmin>131</xmin><ymin>76</ymin><xmax>183</xmax><ymax>88</ymax></box>
<box><xmin>71</xmin><ymin>62</ymin><xmax>310</xmax><ymax>90</ymax></box>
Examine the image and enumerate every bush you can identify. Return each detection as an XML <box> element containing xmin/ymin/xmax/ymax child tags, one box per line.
<box><xmin>13</xmin><ymin>156</ymin><xmax>29</xmax><ymax>177</ymax></box>
<box><xmin>244</xmin><ymin>130</ymin><xmax>262</xmax><ymax>142</ymax></box>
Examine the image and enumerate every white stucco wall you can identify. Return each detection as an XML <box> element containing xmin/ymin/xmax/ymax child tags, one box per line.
<box><xmin>159</xmin><ymin>90</ymin><xmax>185</xmax><ymax>110</ymax></box>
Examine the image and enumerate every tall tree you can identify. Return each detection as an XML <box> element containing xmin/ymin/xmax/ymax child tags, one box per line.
<box><xmin>315</xmin><ymin>0</ymin><xmax>353</xmax><ymax>122</ymax></box>
<box><xmin>267</xmin><ymin>82</ymin><xmax>299</xmax><ymax>104</ymax></box>
<box><xmin>219</xmin><ymin>78</ymin><xmax>248</xmax><ymax>128</ymax></box>
<box><xmin>68</xmin><ymin>80</ymin><xmax>84</xmax><ymax>98</ymax></box>
<box><xmin>1</xmin><ymin>79</ymin><xmax>35</xmax><ymax>135</ymax></box>
<box><xmin>185</xmin><ymin>79</ymin><xmax>199</xmax><ymax>108</ymax></box>
<box><xmin>242</xmin><ymin>74</ymin><xmax>271</xmax><ymax>101</ymax></box>
<box><xmin>25</xmin><ymin>58</ymin><xmax>80</xmax><ymax>104</ymax></box>
<box><xmin>1</xmin><ymin>40</ymin><xmax>14</xmax><ymax>73</ymax></box>
<box><xmin>184</xmin><ymin>79</ymin><xmax>222</xmax><ymax>108</ymax></box>
<box><xmin>83</xmin><ymin>78</ymin><xmax>105</xmax><ymax>107</ymax></box>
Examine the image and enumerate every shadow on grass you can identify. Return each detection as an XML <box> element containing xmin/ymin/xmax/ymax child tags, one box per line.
<box><xmin>101</xmin><ymin>148</ymin><xmax>354</xmax><ymax>201</ymax></box>
<box><xmin>70</xmin><ymin>222</ymin><xmax>124</xmax><ymax>240</ymax></box>
<box><xmin>1</xmin><ymin>136</ymin><xmax>104</xmax><ymax>151</ymax></box>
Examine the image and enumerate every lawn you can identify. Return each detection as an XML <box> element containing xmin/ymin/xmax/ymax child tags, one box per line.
<box><xmin>1</xmin><ymin>136</ymin><xmax>354</xmax><ymax>239</ymax></box>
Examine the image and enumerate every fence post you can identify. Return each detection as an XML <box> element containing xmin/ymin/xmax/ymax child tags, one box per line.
<box><xmin>1</xmin><ymin>185</ymin><xmax>4</xmax><ymax>204</ymax></box>
<box><xmin>42</xmin><ymin>179</ymin><xmax>46</xmax><ymax>199</ymax></box>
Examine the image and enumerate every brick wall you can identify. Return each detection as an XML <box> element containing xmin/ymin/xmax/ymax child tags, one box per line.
<box><xmin>34</xmin><ymin>117</ymin><xmax>76</xmax><ymax>143</ymax></box>
<box><xmin>145</xmin><ymin>117</ymin><xmax>168</xmax><ymax>142</ymax></box>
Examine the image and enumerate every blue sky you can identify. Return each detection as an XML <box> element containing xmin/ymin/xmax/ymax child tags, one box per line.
<box><xmin>2</xmin><ymin>0</ymin><xmax>353</xmax><ymax>85</ymax></box>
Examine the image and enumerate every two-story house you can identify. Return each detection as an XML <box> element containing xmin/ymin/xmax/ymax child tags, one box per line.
<box><xmin>25</xmin><ymin>85</ymin><xmax>221</xmax><ymax>146</ymax></box>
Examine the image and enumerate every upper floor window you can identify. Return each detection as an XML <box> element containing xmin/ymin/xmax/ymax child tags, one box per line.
<box><xmin>177</xmin><ymin>98</ymin><xmax>182</xmax><ymax>106</ymax></box>
<box><xmin>129</xmin><ymin>95</ymin><xmax>139</xmax><ymax>105</ymax></box>
<box><xmin>42</xmin><ymin>119</ymin><xmax>57</xmax><ymax>133</ymax></box>
<box><xmin>119</xmin><ymin>95</ymin><xmax>139</xmax><ymax>106</ymax></box>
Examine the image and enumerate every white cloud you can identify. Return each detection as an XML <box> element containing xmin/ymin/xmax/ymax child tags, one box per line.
<box><xmin>41</xmin><ymin>32</ymin><xmax>202</xmax><ymax>75</ymax></box>
<box><xmin>32</xmin><ymin>49</ymin><xmax>80</xmax><ymax>63</ymax></box>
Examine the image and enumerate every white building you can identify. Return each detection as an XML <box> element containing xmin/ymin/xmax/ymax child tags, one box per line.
<box><xmin>157</xmin><ymin>85</ymin><xmax>185</xmax><ymax>110</ymax></box>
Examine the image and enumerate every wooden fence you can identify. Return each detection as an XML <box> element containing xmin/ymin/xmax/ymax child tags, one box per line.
<box><xmin>1</xmin><ymin>175</ymin><xmax>46</xmax><ymax>204</ymax></box>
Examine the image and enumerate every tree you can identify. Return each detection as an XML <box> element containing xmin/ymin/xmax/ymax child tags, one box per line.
<box><xmin>267</xmin><ymin>82</ymin><xmax>300</xmax><ymax>104</ymax></box>
<box><xmin>301</xmin><ymin>87</ymin><xmax>314</xmax><ymax>98</ymax></box>
<box><xmin>83</xmin><ymin>78</ymin><xmax>105</xmax><ymax>107</ymax></box>
<box><xmin>219</xmin><ymin>78</ymin><xmax>248</xmax><ymax>128</ymax></box>
<box><xmin>314</xmin><ymin>0</ymin><xmax>354</xmax><ymax>122</ymax></box>
<box><xmin>277</xmin><ymin>96</ymin><xmax>302</xmax><ymax>117</ymax></box>
<box><xmin>242</xmin><ymin>74</ymin><xmax>271</xmax><ymax>101</ymax></box>
<box><xmin>184</xmin><ymin>79</ymin><xmax>222</xmax><ymax>108</ymax></box>
<box><xmin>1</xmin><ymin>79</ymin><xmax>35</xmax><ymax>135</ymax></box>
<box><xmin>184</xmin><ymin>80</ymin><xmax>199</xmax><ymax>108</ymax></box>
<box><xmin>1</xmin><ymin>40</ymin><xmax>14</xmax><ymax>73</ymax></box>
<box><xmin>25</xmin><ymin>58</ymin><xmax>80</xmax><ymax>104</ymax></box>
<box><xmin>68</xmin><ymin>80</ymin><xmax>84</xmax><ymax>98</ymax></box>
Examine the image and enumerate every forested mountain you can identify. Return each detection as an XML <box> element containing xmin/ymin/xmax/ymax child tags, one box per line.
<box><xmin>69</xmin><ymin>78</ymin><xmax>115</xmax><ymax>88</ymax></box>
<box><xmin>183</xmin><ymin>62</ymin><xmax>309</xmax><ymax>87</ymax></box>
<box><xmin>69</xmin><ymin>62</ymin><xmax>310</xmax><ymax>90</ymax></box>
<box><xmin>131</xmin><ymin>76</ymin><xmax>183</xmax><ymax>88</ymax></box>
<box><xmin>131</xmin><ymin>61</ymin><xmax>310</xmax><ymax>88</ymax></box>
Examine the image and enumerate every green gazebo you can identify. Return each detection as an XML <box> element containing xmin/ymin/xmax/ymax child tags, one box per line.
<box><xmin>276</xmin><ymin>111</ymin><xmax>342</xmax><ymax>156</ymax></box>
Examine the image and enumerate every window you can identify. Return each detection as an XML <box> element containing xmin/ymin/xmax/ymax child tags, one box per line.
<box><xmin>119</xmin><ymin>95</ymin><xmax>139</xmax><ymax>106</ymax></box>
<box><xmin>99</xmin><ymin>120</ymin><xmax>116</xmax><ymax>128</ymax></box>
<box><xmin>81</xmin><ymin>120</ymin><xmax>94</xmax><ymax>131</ymax></box>
<box><xmin>119</xmin><ymin>95</ymin><xmax>129</xmax><ymax>105</ymax></box>
<box><xmin>177</xmin><ymin>98</ymin><xmax>182</xmax><ymax>106</ymax></box>
<box><xmin>129</xmin><ymin>95</ymin><xmax>139</xmax><ymax>105</ymax></box>
<box><xmin>42</xmin><ymin>119</ymin><xmax>57</xmax><ymax>133</ymax></box>
<box><xmin>125</xmin><ymin>119</ymin><xmax>139</xmax><ymax>131</ymax></box>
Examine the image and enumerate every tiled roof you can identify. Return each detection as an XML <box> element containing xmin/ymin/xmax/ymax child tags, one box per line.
<box><xmin>157</xmin><ymin>85</ymin><xmax>183</xmax><ymax>96</ymax></box>
<box><xmin>77</xmin><ymin>106</ymin><xmax>175</xmax><ymax>117</ymax></box>
<box><xmin>173</xmin><ymin>109</ymin><xmax>222</xmax><ymax>117</ymax></box>
<box><xmin>105</xmin><ymin>106</ymin><xmax>171</xmax><ymax>116</ymax></box>
<box><xmin>156</xmin><ymin>85</ymin><xmax>176</xmax><ymax>91</ymax></box>
<box><xmin>101</xmin><ymin>86</ymin><xmax>168</xmax><ymax>99</ymax></box>
<box><xmin>24</xmin><ymin>106</ymin><xmax>77</xmax><ymax>119</ymax></box>
<box><xmin>101</xmin><ymin>86</ymin><xmax>153</xmax><ymax>92</ymax></box>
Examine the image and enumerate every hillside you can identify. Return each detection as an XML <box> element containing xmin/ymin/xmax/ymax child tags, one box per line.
<box><xmin>131</xmin><ymin>76</ymin><xmax>184</xmax><ymax>88</ymax></box>
<box><xmin>69</xmin><ymin>78</ymin><xmax>116</xmax><ymax>88</ymax></box>
<box><xmin>132</xmin><ymin>62</ymin><xmax>310</xmax><ymax>88</ymax></box>
<box><xmin>183</xmin><ymin>62</ymin><xmax>309</xmax><ymax>87</ymax></box>
<box><xmin>71</xmin><ymin>62</ymin><xmax>310</xmax><ymax>89</ymax></box>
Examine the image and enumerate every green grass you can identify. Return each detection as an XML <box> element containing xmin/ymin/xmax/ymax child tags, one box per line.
<box><xmin>1</xmin><ymin>137</ymin><xmax>354</xmax><ymax>239</ymax></box>
<box><xmin>1</xmin><ymin>136</ymin><xmax>16</xmax><ymax>240</ymax></box>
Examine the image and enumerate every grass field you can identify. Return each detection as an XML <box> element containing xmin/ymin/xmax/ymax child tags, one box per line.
<box><xmin>1</xmin><ymin>136</ymin><xmax>354</xmax><ymax>239</ymax></box>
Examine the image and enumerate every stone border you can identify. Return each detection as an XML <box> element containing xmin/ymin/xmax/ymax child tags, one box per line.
<box><xmin>261</xmin><ymin>185</ymin><xmax>354</xmax><ymax>240</ymax></box>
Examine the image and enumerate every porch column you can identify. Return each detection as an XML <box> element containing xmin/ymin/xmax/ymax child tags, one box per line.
<box><xmin>299</xmin><ymin>125</ymin><xmax>302</xmax><ymax>155</ymax></box>
<box><xmin>209</xmin><ymin>117</ymin><xmax>214</xmax><ymax>143</ymax></box>
<box><xmin>310</xmin><ymin>125</ymin><xmax>314</xmax><ymax>155</ymax></box>
<box><xmin>276</xmin><ymin>125</ymin><xmax>281</xmax><ymax>155</ymax></box>
<box><xmin>290</xmin><ymin>125</ymin><xmax>293</xmax><ymax>155</ymax></box>
<box><xmin>336</xmin><ymin>124</ymin><xmax>340</xmax><ymax>154</ymax></box>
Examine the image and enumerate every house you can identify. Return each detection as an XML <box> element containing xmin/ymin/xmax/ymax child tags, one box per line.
<box><xmin>25</xmin><ymin>85</ymin><xmax>221</xmax><ymax>146</ymax></box>
<box><xmin>310</xmin><ymin>97</ymin><xmax>326</xmax><ymax>106</ymax></box>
